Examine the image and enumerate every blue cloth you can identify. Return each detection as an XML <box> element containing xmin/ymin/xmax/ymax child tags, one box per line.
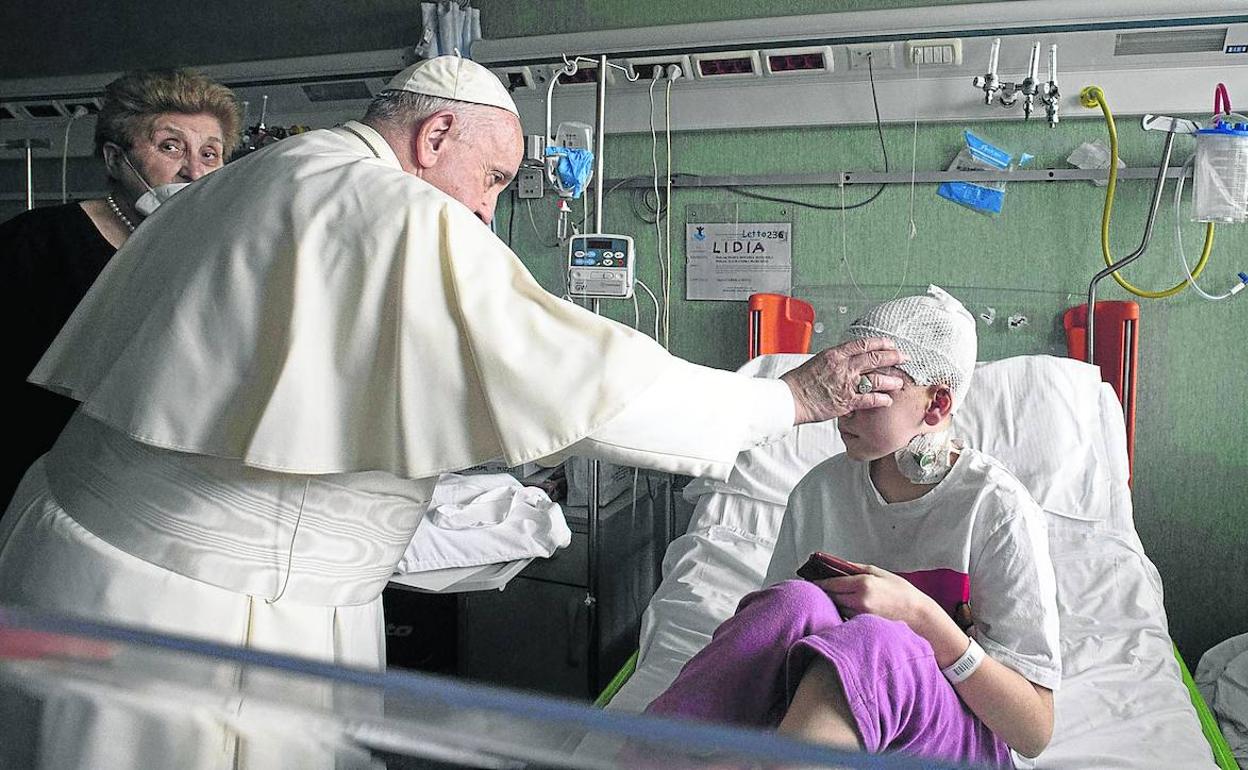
<box><xmin>544</xmin><ymin>147</ymin><xmax>594</xmax><ymax>198</ymax></box>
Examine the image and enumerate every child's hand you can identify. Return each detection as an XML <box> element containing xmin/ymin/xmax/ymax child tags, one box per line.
<box><xmin>818</xmin><ymin>563</ymin><xmax>936</xmax><ymax>628</ymax></box>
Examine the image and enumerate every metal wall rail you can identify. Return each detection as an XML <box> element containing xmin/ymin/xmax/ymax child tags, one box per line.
<box><xmin>606</xmin><ymin>166</ymin><xmax>1189</xmax><ymax>189</ymax></box>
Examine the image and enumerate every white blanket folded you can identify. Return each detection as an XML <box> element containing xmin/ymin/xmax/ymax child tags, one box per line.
<box><xmin>394</xmin><ymin>472</ymin><xmax>571</xmax><ymax>574</ymax></box>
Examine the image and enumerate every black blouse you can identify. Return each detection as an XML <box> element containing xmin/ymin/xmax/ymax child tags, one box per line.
<box><xmin>1</xmin><ymin>203</ymin><xmax>117</xmax><ymax>509</ymax></box>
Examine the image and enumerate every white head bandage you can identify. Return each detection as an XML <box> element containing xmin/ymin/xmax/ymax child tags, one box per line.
<box><xmin>384</xmin><ymin>55</ymin><xmax>519</xmax><ymax>116</ymax></box>
<box><xmin>845</xmin><ymin>286</ymin><xmax>977</xmax><ymax>485</ymax></box>
<box><xmin>843</xmin><ymin>285</ymin><xmax>978</xmax><ymax>408</ymax></box>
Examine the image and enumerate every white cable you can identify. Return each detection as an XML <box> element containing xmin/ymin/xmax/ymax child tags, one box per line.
<box><xmin>664</xmin><ymin>80</ymin><xmax>675</xmax><ymax>348</ymax></box>
<box><xmin>635</xmin><ymin>278</ymin><xmax>662</xmax><ymax>340</ymax></box>
<box><xmin>526</xmin><ymin>198</ymin><xmax>542</xmax><ymax>238</ymax></box>
<box><xmin>1175</xmin><ymin>155</ymin><xmax>1245</xmax><ymax>301</ymax></box>
<box><xmin>61</xmin><ymin>109</ymin><xmax>87</xmax><ymax>204</ymax></box>
<box><xmin>891</xmin><ymin>58</ymin><xmax>920</xmax><ymax>301</ymax></box>
<box><xmin>648</xmin><ymin>77</ymin><xmax>668</xmax><ymax>348</ymax></box>
<box><xmin>840</xmin><ymin>179</ymin><xmax>870</xmax><ymax>300</ymax></box>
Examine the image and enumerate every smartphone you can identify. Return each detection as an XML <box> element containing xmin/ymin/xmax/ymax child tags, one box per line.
<box><xmin>796</xmin><ymin>552</ymin><xmax>864</xmax><ymax>582</ymax></box>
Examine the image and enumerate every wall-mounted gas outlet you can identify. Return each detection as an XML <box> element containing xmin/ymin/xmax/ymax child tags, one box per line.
<box><xmin>517</xmin><ymin>168</ymin><xmax>544</xmax><ymax>199</ymax></box>
<box><xmin>846</xmin><ymin>44</ymin><xmax>895</xmax><ymax>70</ymax></box>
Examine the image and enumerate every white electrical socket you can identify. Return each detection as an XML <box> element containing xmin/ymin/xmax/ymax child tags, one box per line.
<box><xmin>846</xmin><ymin>44</ymin><xmax>895</xmax><ymax>70</ymax></box>
<box><xmin>626</xmin><ymin>54</ymin><xmax>693</xmax><ymax>81</ymax></box>
<box><xmin>517</xmin><ymin>168</ymin><xmax>543</xmax><ymax>199</ymax></box>
<box><xmin>905</xmin><ymin>38</ymin><xmax>963</xmax><ymax>67</ymax></box>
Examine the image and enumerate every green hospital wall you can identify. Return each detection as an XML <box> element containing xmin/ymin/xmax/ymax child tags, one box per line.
<box><xmin>489</xmin><ymin>5</ymin><xmax>1248</xmax><ymax>665</ymax></box>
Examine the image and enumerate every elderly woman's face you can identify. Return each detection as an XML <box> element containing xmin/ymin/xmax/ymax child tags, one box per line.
<box><xmin>112</xmin><ymin>111</ymin><xmax>226</xmax><ymax>199</ymax></box>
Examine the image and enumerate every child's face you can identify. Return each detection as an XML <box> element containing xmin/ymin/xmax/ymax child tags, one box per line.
<box><xmin>837</xmin><ymin>369</ymin><xmax>949</xmax><ymax>461</ymax></box>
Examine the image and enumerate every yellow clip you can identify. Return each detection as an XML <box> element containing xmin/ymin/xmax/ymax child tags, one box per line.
<box><xmin>1079</xmin><ymin>85</ymin><xmax>1103</xmax><ymax>108</ymax></box>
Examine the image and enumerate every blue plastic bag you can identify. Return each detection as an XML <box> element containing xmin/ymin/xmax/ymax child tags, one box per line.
<box><xmin>937</xmin><ymin>131</ymin><xmax>1032</xmax><ymax>216</ymax></box>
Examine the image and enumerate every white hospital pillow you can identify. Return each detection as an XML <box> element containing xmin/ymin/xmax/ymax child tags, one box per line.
<box><xmin>954</xmin><ymin>355</ymin><xmax>1112</xmax><ymax>520</ymax></box>
<box><xmin>682</xmin><ymin>354</ymin><xmax>843</xmax><ymax>508</ymax></box>
<box><xmin>684</xmin><ymin>353</ymin><xmax>1118</xmax><ymax>523</ymax></box>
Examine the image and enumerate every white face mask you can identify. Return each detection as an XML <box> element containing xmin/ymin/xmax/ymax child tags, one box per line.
<box><xmin>120</xmin><ymin>151</ymin><xmax>190</xmax><ymax>217</ymax></box>
<box><xmin>135</xmin><ymin>182</ymin><xmax>191</xmax><ymax>216</ymax></box>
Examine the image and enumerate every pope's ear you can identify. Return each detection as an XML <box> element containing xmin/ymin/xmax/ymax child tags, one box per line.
<box><xmin>412</xmin><ymin>111</ymin><xmax>456</xmax><ymax>169</ymax></box>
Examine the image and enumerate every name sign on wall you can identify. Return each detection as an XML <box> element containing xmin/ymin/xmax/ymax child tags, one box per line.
<box><xmin>686</xmin><ymin>222</ymin><xmax>793</xmax><ymax>301</ymax></box>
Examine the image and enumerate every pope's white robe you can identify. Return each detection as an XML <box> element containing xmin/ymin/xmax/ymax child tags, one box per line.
<box><xmin>0</xmin><ymin>120</ymin><xmax>794</xmax><ymax>768</ymax></box>
<box><xmin>0</xmin><ymin>119</ymin><xmax>792</xmax><ymax>662</ymax></box>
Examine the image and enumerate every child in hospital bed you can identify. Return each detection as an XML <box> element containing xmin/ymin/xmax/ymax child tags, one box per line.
<box><xmin>645</xmin><ymin>286</ymin><xmax>1060</xmax><ymax>769</ymax></box>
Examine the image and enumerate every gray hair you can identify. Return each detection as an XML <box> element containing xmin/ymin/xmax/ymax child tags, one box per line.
<box><xmin>363</xmin><ymin>90</ymin><xmax>495</xmax><ymax>139</ymax></box>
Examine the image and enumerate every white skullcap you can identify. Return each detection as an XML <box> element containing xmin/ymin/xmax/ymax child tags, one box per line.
<box><xmin>844</xmin><ymin>285</ymin><xmax>978</xmax><ymax>406</ymax></box>
<box><xmin>384</xmin><ymin>55</ymin><xmax>519</xmax><ymax>116</ymax></box>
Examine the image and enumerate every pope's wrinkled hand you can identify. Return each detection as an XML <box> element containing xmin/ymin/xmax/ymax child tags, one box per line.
<box><xmin>780</xmin><ymin>337</ymin><xmax>907</xmax><ymax>424</ymax></box>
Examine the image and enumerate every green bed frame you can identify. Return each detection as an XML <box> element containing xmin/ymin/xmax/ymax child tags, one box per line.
<box><xmin>594</xmin><ymin>645</ymin><xmax>1239</xmax><ymax>768</ymax></box>
<box><xmin>1176</xmin><ymin>644</ymin><xmax>1240</xmax><ymax>770</ymax></box>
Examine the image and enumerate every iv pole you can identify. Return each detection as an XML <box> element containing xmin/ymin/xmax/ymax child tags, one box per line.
<box><xmin>586</xmin><ymin>53</ymin><xmax>606</xmax><ymax>699</ymax></box>
<box><xmin>5</xmin><ymin>138</ymin><xmax>51</xmax><ymax>210</ymax></box>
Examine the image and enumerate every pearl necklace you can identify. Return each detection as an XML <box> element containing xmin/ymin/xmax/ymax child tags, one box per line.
<box><xmin>106</xmin><ymin>194</ymin><xmax>136</xmax><ymax>232</ymax></box>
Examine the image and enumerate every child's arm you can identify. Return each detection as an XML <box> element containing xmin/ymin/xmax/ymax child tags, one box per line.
<box><xmin>824</xmin><ymin>566</ymin><xmax>1055</xmax><ymax>757</ymax></box>
<box><xmin>910</xmin><ymin>599</ymin><xmax>1054</xmax><ymax>758</ymax></box>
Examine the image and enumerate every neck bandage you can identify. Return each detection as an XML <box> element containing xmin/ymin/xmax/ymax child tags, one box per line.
<box><xmin>895</xmin><ymin>430</ymin><xmax>962</xmax><ymax>484</ymax></box>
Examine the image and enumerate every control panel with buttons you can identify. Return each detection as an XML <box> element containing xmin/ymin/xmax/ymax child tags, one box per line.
<box><xmin>567</xmin><ymin>234</ymin><xmax>635</xmax><ymax>299</ymax></box>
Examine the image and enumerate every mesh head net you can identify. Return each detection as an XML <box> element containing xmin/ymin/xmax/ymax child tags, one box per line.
<box><xmin>843</xmin><ymin>285</ymin><xmax>978</xmax><ymax>406</ymax></box>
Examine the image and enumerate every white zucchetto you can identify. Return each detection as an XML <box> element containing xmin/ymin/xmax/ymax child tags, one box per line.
<box><xmin>384</xmin><ymin>55</ymin><xmax>519</xmax><ymax>116</ymax></box>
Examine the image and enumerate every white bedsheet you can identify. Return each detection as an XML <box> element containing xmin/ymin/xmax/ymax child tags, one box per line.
<box><xmin>608</xmin><ymin>355</ymin><xmax>1216</xmax><ymax>769</ymax></box>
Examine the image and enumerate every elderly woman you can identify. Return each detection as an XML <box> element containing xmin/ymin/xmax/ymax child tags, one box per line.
<box><xmin>0</xmin><ymin>68</ymin><xmax>241</xmax><ymax>509</ymax></box>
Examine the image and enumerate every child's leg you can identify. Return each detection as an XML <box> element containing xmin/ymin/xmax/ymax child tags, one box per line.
<box><xmin>645</xmin><ymin>579</ymin><xmax>845</xmax><ymax>727</ymax></box>
<box><xmin>788</xmin><ymin>614</ymin><xmax>1014</xmax><ymax>769</ymax></box>
<box><xmin>777</xmin><ymin>657</ymin><xmax>863</xmax><ymax>751</ymax></box>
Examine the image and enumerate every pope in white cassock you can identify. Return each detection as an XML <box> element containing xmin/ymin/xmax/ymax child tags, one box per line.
<box><xmin>0</xmin><ymin>58</ymin><xmax>905</xmax><ymax>673</ymax></box>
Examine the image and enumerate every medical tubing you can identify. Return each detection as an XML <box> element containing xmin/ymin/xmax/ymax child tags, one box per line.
<box><xmin>1174</xmin><ymin>156</ymin><xmax>1238</xmax><ymax>301</ymax></box>
<box><xmin>545</xmin><ymin>63</ymin><xmax>568</xmax><ymax>146</ymax></box>
<box><xmin>1083</xmin><ymin>86</ymin><xmax>1212</xmax><ymax>298</ymax></box>
<box><xmin>1215</xmin><ymin>83</ymin><xmax>1231</xmax><ymax>116</ymax></box>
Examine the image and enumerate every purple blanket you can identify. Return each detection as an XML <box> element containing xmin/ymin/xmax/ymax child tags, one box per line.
<box><xmin>645</xmin><ymin>580</ymin><xmax>1013</xmax><ymax>769</ymax></box>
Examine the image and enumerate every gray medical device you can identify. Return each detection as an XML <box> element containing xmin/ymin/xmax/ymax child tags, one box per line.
<box><xmin>567</xmin><ymin>234</ymin><xmax>635</xmax><ymax>299</ymax></box>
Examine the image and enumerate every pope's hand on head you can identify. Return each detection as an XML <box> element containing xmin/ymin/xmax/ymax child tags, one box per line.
<box><xmin>779</xmin><ymin>337</ymin><xmax>907</xmax><ymax>424</ymax></box>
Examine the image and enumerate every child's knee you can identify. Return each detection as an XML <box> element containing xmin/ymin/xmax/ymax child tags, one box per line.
<box><xmin>740</xmin><ymin>579</ymin><xmax>832</xmax><ymax>617</ymax></box>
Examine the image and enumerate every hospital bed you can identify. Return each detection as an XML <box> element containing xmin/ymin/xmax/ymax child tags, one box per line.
<box><xmin>601</xmin><ymin>353</ymin><xmax>1228</xmax><ymax>768</ymax></box>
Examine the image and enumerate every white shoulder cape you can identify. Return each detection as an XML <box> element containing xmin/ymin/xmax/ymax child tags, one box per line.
<box><xmin>31</xmin><ymin>122</ymin><xmax>674</xmax><ymax>477</ymax></box>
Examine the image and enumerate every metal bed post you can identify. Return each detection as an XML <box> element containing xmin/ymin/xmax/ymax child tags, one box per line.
<box><xmin>1084</xmin><ymin>116</ymin><xmax>1191</xmax><ymax>363</ymax></box>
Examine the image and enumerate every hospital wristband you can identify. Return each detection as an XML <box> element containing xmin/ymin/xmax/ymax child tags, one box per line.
<box><xmin>941</xmin><ymin>637</ymin><xmax>985</xmax><ymax>684</ymax></box>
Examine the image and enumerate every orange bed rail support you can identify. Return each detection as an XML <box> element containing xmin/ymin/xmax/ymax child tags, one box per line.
<box><xmin>1062</xmin><ymin>301</ymin><xmax>1140</xmax><ymax>484</ymax></box>
<box><xmin>748</xmin><ymin>294</ymin><xmax>815</xmax><ymax>359</ymax></box>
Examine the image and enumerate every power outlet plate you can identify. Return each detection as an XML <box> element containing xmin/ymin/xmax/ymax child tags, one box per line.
<box><xmin>517</xmin><ymin>168</ymin><xmax>544</xmax><ymax>199</ymax></box>
<box><xmin>846</xmin><ymin>44</ymin><xmax>895</xmax><ymax>70</ymax></box>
